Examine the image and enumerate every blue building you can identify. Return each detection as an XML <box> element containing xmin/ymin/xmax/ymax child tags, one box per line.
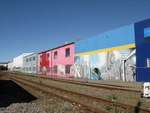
<box><xmin>74</xmin><ymin>18</ymin><xmax>150</xmax><ymax>82</ymax></box>
<box><xmin>135</xmin><ymin>18</ymin><xmax>150</xmax><ymax>82</ymax></box>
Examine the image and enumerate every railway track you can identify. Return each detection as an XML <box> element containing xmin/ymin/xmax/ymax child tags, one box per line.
<box><xmin>4</xmin><ymin>72</ymin><xmax>150</xmax><ymax>113</ymax></box>
<box><xmin>37</xmin><ymin>76</ymin><xmax>141</xmax><ymax>92</ymax></box>
<box><xmin>10</xmin><ymin>72</ymin><xmax>142</xmax><ymax>93</ymax></box>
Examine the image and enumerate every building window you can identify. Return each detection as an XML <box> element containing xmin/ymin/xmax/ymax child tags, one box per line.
<box><xmin>144</xmin><ymin>27</ymin><xmax>150</xmax><ymax>41</ymax></box>
<box><xmin>46</xmin><ymin>66</ymin><xmax>50</xmax><ymax>72</ymax></box>
<box><xmin>33</xmin><ymin>56</ymin><xmax>35</xmax><ymax>61</ymax></box>
<box><xmin>65</xmin><ymin>65</ymin><xmax>71</xmax><ymax>74</ymax></box>
<box><xmin>26</xmin><ymin>58</ymin><xmax>28</xmax><ymax>62</ymax></box>
<box><xmin>29</xmin><ymin>67</ymin><xmax>31</xmax><ymax>71</ymax></box>
<box><xmin>147</xmin><ymin>58</ymin><xmax>150</xmax><ymax>67</ymax></box>
<box><xmin>47</xmin><ymin>53</ymin><xmax>49</xmax><ymax>60</ymax></box>
<box><xmin>29</xmin><ymin>57</ymin><xmax>32</xmax><ymax>62</ymax></box>
<box><xmin>54</xmin><ymin>51</ymin><xmax>58</xmax><ymax>59</ymax></box>
<box><xmin>54</xmin><ymin>65</ymin><xmax>57</xmax><ymax>73</ymax></box>
<box><xmin>40</xmin><ymin>67</ymin><xmax>42</xmax><ymax>72</ymax></box>
<box><xmin>65</xmin><ymin>48</ymin><xmax>70</xmax><ymax>57</ymax></box>
<box><xmin>40</xmin><ymin>55</ymin><xmax>42</xmax><ymax>62</ymax></box>
<box><xmin>23</xmin><ymin>67</ymin><xmax>25</xmax><ymax>71</ymax></box>
<box><xmin>26</xmin><ymin>67</ymin><xmax>28</xmax><ymax>71</ymax></box>
<box><xmin>33</xmin><ymin>67</ymin><xmax>35</xmax><ymax>71</ymax></box>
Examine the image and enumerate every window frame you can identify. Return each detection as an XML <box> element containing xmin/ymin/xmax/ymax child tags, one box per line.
<box><xmin>33</xmin><ymin>56</ymin><xmax>35</xmax><ymax>61</ymax></box>
<box><xmin>26</xmin><ymin>58</ymin><xmax>28</xmax><ymax>62</ymax></box>
<box><xmin>65</xmin><ymin>48</ymin><xmax>70</xmax><ymax>57</ymax></box>
<box><xmin>26</xmin><ymin>67</ymin><xmax>28</xmax><ymax>71</ymax></box>
<box><xmin>47</xmin><ymin>53</ymin><xmax>50</xmax><ymax>60</ymax></box>
<box><xmin>33</xmin><ymin>67</ymin><xmax>36</xmax><ymax>71</ymax></box>
<box><xmin>29</xmin><ymin>57</ymin><xmax>32</xmax><ymax>62</ymax></box>
<box><xmin>65</xmin><ymin>65</ymin><xmax>71</xmax><ymax>74</ymax></box>
<box><xmin>40</xmin><ymin>55</ymin><xmax>42</xmax><ymax>62</ymax></box>
<box><xmin>54</xmin><ymin>51</ymin><xmax>58</xmax><ymax>59</ymax></box>
<box><xmin>54</xmin><ymin>65</ymin><xmax>58</xmax><ymax>73</ymax></box>
<box><xmin>40</xmin><ymin>66</ymin><xmax>42</xmax><ymax>72</ymax></box>
<box><xmin>147</xmin><ymin>58</ymin><xmax>150</xmax><ymax>67</ymax></box>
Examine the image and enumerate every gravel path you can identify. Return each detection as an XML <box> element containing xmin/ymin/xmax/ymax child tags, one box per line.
<box><xmin>0</xmin><ymin>74</ymin><xmax>93</xmax><ymax>113</ymax></box>
<box><xmin>0</xmin><ymin>72</ymin><xmax>150</xmax><ymax>113</ymax></box>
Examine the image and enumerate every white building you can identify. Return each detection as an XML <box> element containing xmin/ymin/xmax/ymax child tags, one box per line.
<box><xmin>23</xmin><ymin>53</ymin><xmax>38</xmax><ymax>74</ymax></box>
<box><xmin>8</xmin><ymin>61</ymin><xmax>13</xmax><ymax>71</ymax></box>
<box><xmin>13</xmin><ymin>53</ymin><xmax>33</xmax><ymax>72</ymax></box>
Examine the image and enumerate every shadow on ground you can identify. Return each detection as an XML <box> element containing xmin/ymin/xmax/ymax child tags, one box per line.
<box><xmin>0</xmin><ymin>80</ymin><xmax>37</xmax><ymax>107</ymax></box>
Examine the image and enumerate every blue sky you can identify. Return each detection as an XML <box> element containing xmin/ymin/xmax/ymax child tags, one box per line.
<box><xmin>0</xmin><ymin>0</ymin><xmax>150</xmax><ymax>62</ymax></box>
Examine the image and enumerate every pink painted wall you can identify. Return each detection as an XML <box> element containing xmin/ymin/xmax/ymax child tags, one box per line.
<box><xmin>38</xmin><ymin>53</ymin><xmax>42</xmax><ymax>75</ymax></box>
<box><xmin>38</xmin><ymin>42</ymin><xmax>74</xmax><ymax>77</ymax></box>
<box><xmin>46</xmin><ymin>51</ymin><xmax>52</xmax><ymax>75</ymax></box>
<box><xmin>51</xmin><ymin>43</ymin><xmax>74</xmax><ymax>77</ymax></box>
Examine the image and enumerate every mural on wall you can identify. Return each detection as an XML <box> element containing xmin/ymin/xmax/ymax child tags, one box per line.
<box><xmin>74</xmin><ymin>48</ymin><xmax>136</xmax><ymax>81</ymax></box>
<box><xmin>38</xmin><ymin>63</ymin><xmax>75</xmax><ymax>76</ymax></box>
<box><xmin>38</xmin><ymin>63</ymin><xmax>65</xmax><ymax>75</ymax></box>
<box><xmin>38</xmin><ymin>66</ymin><xmax>49</xmax><ymax>75</ymax></box>
<box><xmin>57</xmin><ymin>63</ymin><xmax>65</xmax><ymax>74</ymax></box>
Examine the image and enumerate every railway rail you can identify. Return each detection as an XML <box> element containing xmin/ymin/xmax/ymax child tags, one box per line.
<box><xmin>9</xmin><ymin>72</ymin><xmax>142</xmax><ymax>93</ymax></box>
<box><xmin>4</xmin><ymin>72</ymin><xmax>150</xmax><ymax>113</ymax></box>
<box><xmin>37</xmin><ymin>76</ymin><xmax>141</xmax><ymax>92</ymax></box>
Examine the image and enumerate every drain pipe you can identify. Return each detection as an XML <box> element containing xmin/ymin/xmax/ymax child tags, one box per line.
<box><xmin>122</xmin><ymin>60</ymin><xmax>125</xmax><ymax>81</ymax></box>
<box><xmin>122</xmin><ymin>49</ymin><xmax>136</xmax><ymax>81</ymax></box>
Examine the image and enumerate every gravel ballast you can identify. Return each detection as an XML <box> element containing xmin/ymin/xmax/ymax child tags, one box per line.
<box><xmin>0</xmin><ymin>72</ymin><xmax>150</xmax><ymax>113</ymax></box>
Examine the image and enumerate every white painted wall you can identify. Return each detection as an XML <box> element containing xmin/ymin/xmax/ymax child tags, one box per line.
<box><xmin>8</xmin><ymin>61</ymin><xmax>13</xmax><ymax>71</ymax></box>
<box><xmin>23</xmin><ymin>53</ymin><xmax>38</xmax><ymax>74</ymax></box>
<box><xmin>13</xmin><ymin>53</ymin><xmax>33</xmax><ymax>71</ymax></box>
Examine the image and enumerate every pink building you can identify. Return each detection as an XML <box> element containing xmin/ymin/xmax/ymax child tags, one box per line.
<box><xmin>38</xmin><ymin>42</ymin><xmax>74</xmax><ymax>77</ymax></box>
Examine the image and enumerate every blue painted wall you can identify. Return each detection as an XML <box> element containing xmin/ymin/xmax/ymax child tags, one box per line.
<box><xmin>75</xmin><ymin>24</ymin><xmax>135</xmax><ymax>54</ymax></box>
<box><xmin>74</xmin><ymin>24</ymin><xmax>136</xmax><ymax>81</ymax></box>
<box><xmin>135</xmin><ymin>18</ymin><xmax>150</xmax><ymax>82</ymax></box>
<box><xmin>74</xmin><ymin>18</ymin><xmax>150</xmax><ymax>82</ymax></box>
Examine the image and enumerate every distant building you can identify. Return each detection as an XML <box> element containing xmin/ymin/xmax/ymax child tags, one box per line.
<box><xmin>0</xmin><ymin>62</ymin><xmax>8</xmax><ymax>70</ymax></box>
<box><xmin>23</xmin><ymin>53</ymin><xmax>38</xmax><ymax>74</ymax></box>
<box><xmin>38</xmin><ymin>42</ymin><xmax>74</xmax><ymax>77</ymax></box>
<box><xmin>8</xmin><ymin>61</ymin><xmax>13</xmax><ymax>71</ymax></box>
<box><xmin>13</xmin><ymin>53</ymin><xmax>33</xmax><ymax>72</ymax></box>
